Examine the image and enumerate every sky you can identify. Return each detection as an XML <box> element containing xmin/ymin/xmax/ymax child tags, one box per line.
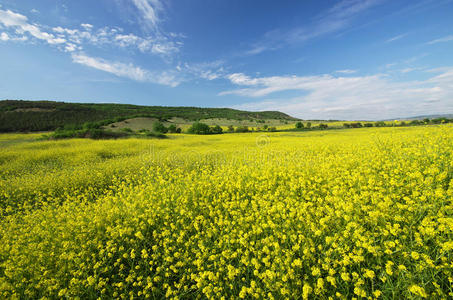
<box><xmin>0</xmin><ymin>0</ymin><xmax>452</xmax><ymax>120</ymax></box>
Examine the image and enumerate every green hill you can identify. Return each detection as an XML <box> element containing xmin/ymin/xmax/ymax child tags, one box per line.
<box><xmin>0</xmin><ymin>100</ymin><xmax>298</xmax><ymax>132</ymax></box>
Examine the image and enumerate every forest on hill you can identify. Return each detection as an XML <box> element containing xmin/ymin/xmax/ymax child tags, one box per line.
<box><xmin>0</xmin><ymin>100</ymin><xmax>297</xmax><ymax>132</ymax></box>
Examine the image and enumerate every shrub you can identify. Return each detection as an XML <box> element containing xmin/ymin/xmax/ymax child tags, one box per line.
<box><xmin>152</xmin><ymin>121</ymin><xmax>168</xmax><ymax>133</ymax></box>
<box><xmin>210</xmin><ymin>125</ymin><xmax>223</xmax><ymax>134</ymax></box>
<box><xmin>235</xmin><ymin>126</ymin><xmax>249</xmax><ymax>133</ymax></box>
<box><xmin>295</xmin><ymin>122</ymin><xmax>304</xmax><ymax>129</ymax></box>
<box><xmin>167</xmin><ymin>124</ymin><xmax>178</xmax><ymax>133</ymax></box>
<box><xmin>187</xmin><ymin>122</ymin><xmax>211</xmax><ymax>134</ymax></box>
<box><xmin>121</xmin><ymin>127</ymin><xmax>133</xmax><ymax>133</ymax></box>
<box><xmin>306</xmin><ymin>122</ymin><xmax>311</xmax><ymax>128</ymax></box>
<box><xmin>227</xmin><ymin>125</ymin><xmax>235</xmax><ymax>133</ymax></box>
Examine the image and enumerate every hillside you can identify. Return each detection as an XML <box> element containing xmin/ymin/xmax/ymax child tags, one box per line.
<box><xmin>0</xmin><ymin>100</ymin><xmax>298</xmax><ymax>132</ymax></box>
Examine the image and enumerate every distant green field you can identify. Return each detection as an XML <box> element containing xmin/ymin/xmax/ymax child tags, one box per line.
<box><xmin>105</xmin><ymin>117</ymin><xmax>296</xmax><ymax>132</ymax></box>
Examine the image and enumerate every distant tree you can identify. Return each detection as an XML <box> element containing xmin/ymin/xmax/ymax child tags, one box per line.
<box><xmin>227</xmin><ymin>125</ymin><xmax>235</xmax><ymax>132</ymax></box>
<box><xmin>374</xmin><ymin>121</ymin><xmax>386</xmax><ymax>127</ymax></box>
<box><xmin>350</xmin><ymin>122</ymin><xmax>362</xmax><ymax>128</ymax></box>
<box><xmin>295</xmin><ymin>122</ymin><xmax>304</xmax><ymax>129</ymax></box>
<box><xmin>318</xmin><ymin>123</ymin><xmax>328</xmax><ymax>129</ymax></box>
<box><xmin>343</xmin><ymin>123</ymin><xmax>351</xmax><ymax>128</ymax></box>
<box><xmin>187</xmin><ymin>122</ymin><xmax>211</xmax><ymax>134</ymax></box>
<box><xmin>152</xmin><ymin>121</ymin><xmax>168</xmax><ymax>133</ymax></box>
<box><xmin>176</xmin><ymin>127</ymin><xmax>182</xmax><ymax>133</ymax></box>
<box><xmin>235</xmin><ymin>126</ymin><xmax>249</xmax><ymax>133</ymax></box>
<box><xmin>268</xmin><ymin>126</ymin><xmax>277</xmax><ymax>132</ymax></box>
<box><xmin>306</xmin><ymin>122</ymin><xmax>311</xmax><ymax>129</ymax></box>
<box><xmin>263</xmin><ymin>125</ymin><xmax>268</xmax><ymax>130</ymax></box>
<box><xmin>210</xmin><ymin>125</ymin><xmax>223</xmax><ymax>134</ymax></box>
<box><xmin>423</xmin><ymin>118</ymin><xmax>430</xmax><ymax>124</ymax></box>
<box><xmin>167</xmin><ymin>124</ymin><xmax>177</xmax><ymax>133</ymax></box>
<box><xmin>364</xmin><ymin>123</ymin><xmax>373</xmax><ymax>127</ymax></box>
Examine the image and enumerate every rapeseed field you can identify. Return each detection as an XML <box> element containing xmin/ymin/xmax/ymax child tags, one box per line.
<box><xmin>0</xmin><ymin>126</ymin><xmax>452</xmax><ymax>299</ymax></box>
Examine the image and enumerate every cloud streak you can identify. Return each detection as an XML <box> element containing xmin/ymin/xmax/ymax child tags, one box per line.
<box><xmin>222</xmin><ymin>69</ymin><xmax>453</xmax><ymax>120</ymax></box>
<box><xmin>427</xmin><ymin>35</ymin><xmax>453</xmax><ymax>45</ymax></box>
<box><xmin>131</xmin><ymin>0</ymin><xmax>163</xmax><ymax>31</ymax></box>
<box><xmin>246</xmin><ymin>0</ymin><xmax>384</xmax><ymax>55</ymax></box>
<box><xmin>385</xmin><ymin>33</ymin><xmax>407</xmax><ymax>43</ymax></box>
<box><xmin>71</xmin><ymin>53</ymin><xmax>181</xmax><ymax>87</ymax></box>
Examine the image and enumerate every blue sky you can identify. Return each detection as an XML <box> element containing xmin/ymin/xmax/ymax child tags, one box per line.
<box><xmin>0</xmin><ymin>0</ymin><xmax>452</xmax><ymax>120</ymax></box>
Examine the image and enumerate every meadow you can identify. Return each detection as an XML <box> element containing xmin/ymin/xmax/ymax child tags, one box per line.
<box><xmin>0</xmin><ymin>125</ymin><xmax>452</xmax><ymax>299</ymax></box>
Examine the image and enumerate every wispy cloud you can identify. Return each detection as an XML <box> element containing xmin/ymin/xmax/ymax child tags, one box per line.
<box><xmin>0</xmin><ymin>9</ymin><xmax>66</xmax><ymax>45</ymax></box>
<box><xmin>0</xmin><ymin>7</ymin><xmax>182</xmax><ymax>57</ymax></box>
<box><xmin>385</xmin><ymin>33</ymin><xmax>407</xmax><ymax>43</ymax></box>
<box><xmin>131</xmin><ymin>0</ymin><xmax>163</xmax><ymax>31</ymax></box>
<box><xmin>71</xmin><ymin>53</ymin><xmax>181</xmax><ymax>87</ymax></box>
<box><xmin>427</xmin><ymin>35</ymin><xmax>453</xmax><ymax>45</ymax></box>
<box><xmin>221</xmin><ymin>69</ymin><xmax>453</xmax><ymax>120</ymax></box>
<box><xmin>0</xmin><ymin>7</ymin><xmax>190</xmax><ymax>87</ymax></box>
<box><xmin>179</xmin><ymin>61</ymin><xmax>226</xmax><ymax>81</ymax></box>
<box><xmin>245</xmin><ymin>0</ymin><xmax>384</xmax><ymax>55</ymax></box>
<box><xmin>335</xmin><ymin>69</ymin><xmax>357</xmax><ymax>74</ymax></box>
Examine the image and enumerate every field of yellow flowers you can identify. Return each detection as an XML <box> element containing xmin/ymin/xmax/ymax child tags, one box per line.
<box><xmin>0</xmin><ymin>125</ymin><xmax>452</xmax><ymax>299</ymax></box>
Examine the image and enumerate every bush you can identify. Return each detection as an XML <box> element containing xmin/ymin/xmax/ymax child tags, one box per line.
<box><xmin>210</xmin><ymin>125</ymin><xmax>223</xmax><ymax>134</ymax></box>
<box><xmin>121</xmin><ymin>127</ymin><xmax>133</xmax><ymax>133</ymax></box>
<box><xmin>364</xmin><ymin>123</ymin><xmax>373</xmax><ymax>127</ymax></box>
<box><xmin>227</xmin><ymin>125</ymin><xmax>234</xmax><ymax>133</ymax></box>
<box><xmin>318</xmin><ymin>124</ymin><xmax>328</xmax><ymax>129</ymax></box>
<box><xmin>144</xmin><ymin>131</ymin><xmax>167</xmax><ymax>139</ymax></box>
<box><xmin>268</xmin><ymin>127</ymin><xmax>277</xmax><ymax>132</ymax></box>
<box><xmin>46</xmin><ymin>129</ymin><xmax>128</xmax><ymax>140</ymax></box>
<box><xmin>295</xmin><ymin>122</ymin><xmax>304</xmax><ymax>129</ymax></box>
<box><xmin>187</xmin><ymin>122</ymin><xmax>211</xmax><ymax>134</ymax></box>
<box><xmin>167</xmin><ymin>124</ymin><xmax>178</xmax><ymax>133</ymax></box>
<box><xmin>306</xmin><ymin>122</ymin><xmax>311</xmax><ymax>129</ymax></box>
<box><xmin>235</xmin><ymin>126</ymin><xmax>249</xmax><ymax>133</ymax></box>
<box><xmin>152</xmin><ymin>121</ymin><xmax>168</xmax><ymax>133</ymax></box>
<box><xmin>349</xmin><ymin>123</ymin><xmax>362</xmax><ymax>128</ymax></box>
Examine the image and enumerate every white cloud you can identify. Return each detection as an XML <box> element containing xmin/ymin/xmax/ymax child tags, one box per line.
<box><xmin>222</xmin><ymin>70</ymin><xmax>453</xmax><ymax>120</ymax></box>
<box><xmin>181</xmin><ymin>61</ymin><xmax>225</xmax><ymax>81</ymax></box>
<box><xmin>72</xmin><ymin>53</ymin><xmax>149</xmax><ymax>81</ymax></box>
<box><xmin>131</xmin><ymin>0</ymin><xmax>163</xmax><ymax>30</ymax></box>
<box><xmin>81</xmin><ymin>23</ymin><xmax>93</xmax><ymax>30</ymax></box>
<box><xmin>335</xmin><ymin>69</ymin><xmax>357</xmax><ymax>74</ymax></box>
<box><xmin>427</xmin><ymin>35</ymin><xmax>453</xmax><ymax>45</ymax></box>
<box><xmin>0</xmin><ymin>9</ymin><xmax>65</xmax><ymax>44</ymax></box>
<box><xmin>0</xmin><ymin>8</ymin><xmax>181</xmax><ymax>57</ymax></box>
<box><xmin>0</xmin><ymin>32</ymin><xmax>9</xmax><ymax>41</ymax></box>
<box><xmin>30</xmin><ymin>9</ymin><xmax>39</xmax><ymax>14</ymax></box>
<box><xmin>385</xmin><ymin>33</ymin><xmax>407</xmax><ymax>43</ymax></box>
<box><xmin>71</xmin><ymin>53</ymin><xmax>181</xmax><ymax>87</ymax></box>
